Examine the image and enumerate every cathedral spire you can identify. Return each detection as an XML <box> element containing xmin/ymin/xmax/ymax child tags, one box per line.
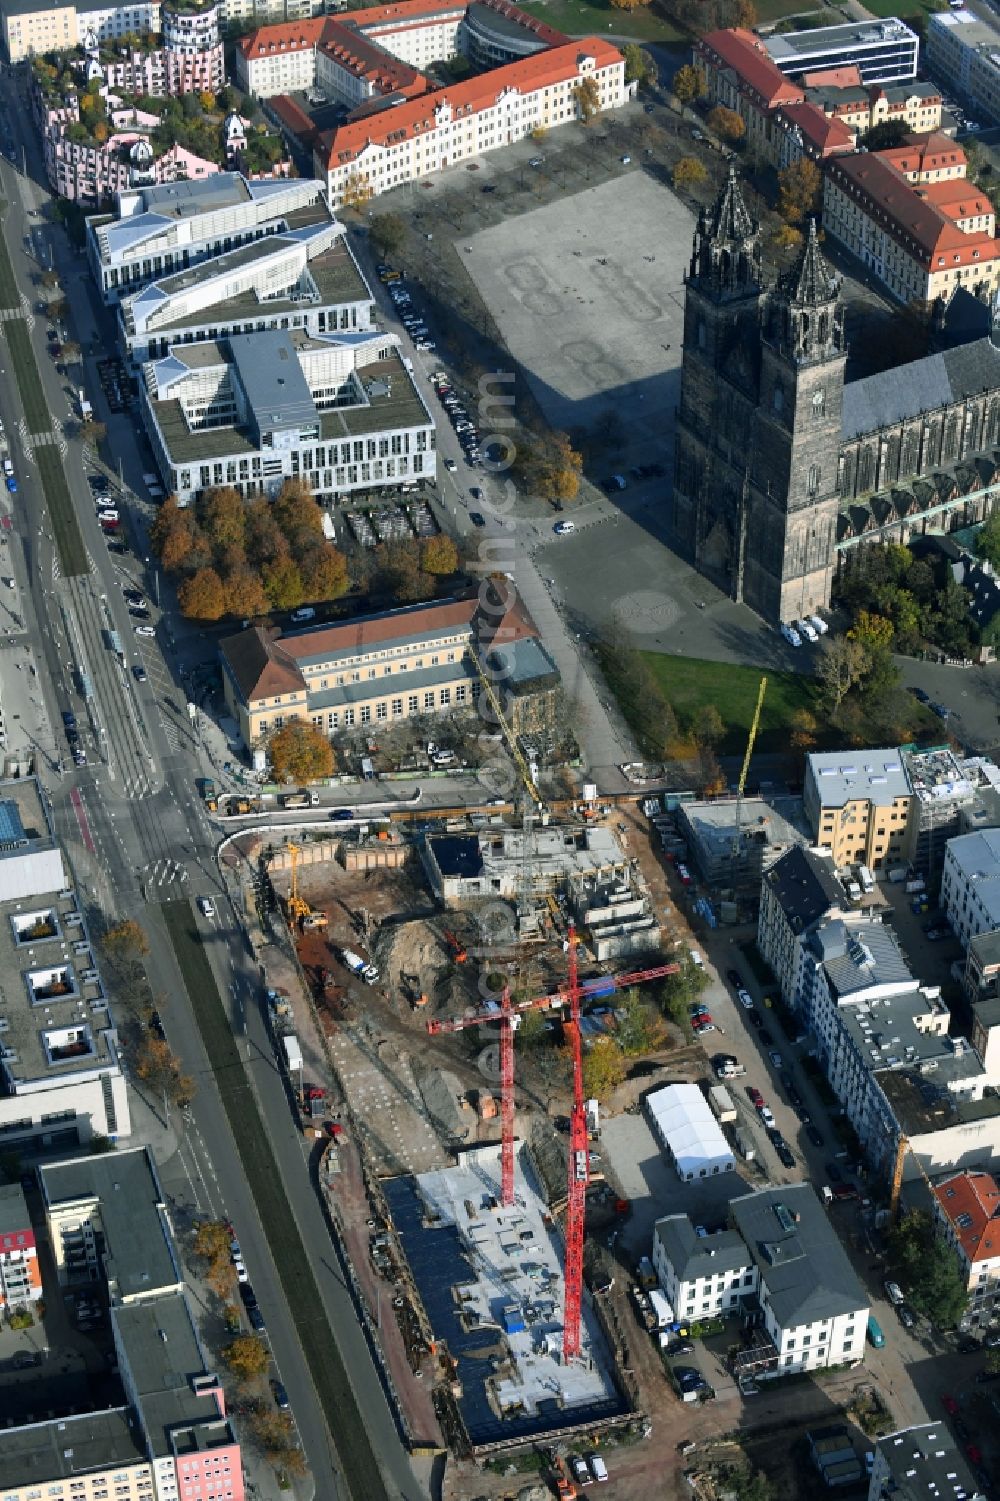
<box><xmin>780</xmin><ymin>218</ymin><xmax>839</xmax><ymax>308</ymax></box>
<box><xmin>708</xmin><ymin>163</ymin><xmax>756</xmax><ymax>246</ymax></box>
<box><xmin>689</xmin><ymin>165</ymin><xmax>761</xmax><ymax>302</ymax></box>
<box><xmin>768</xmin><ymin>218</ymin><xmax>844</xmax><ymax>364</ymax></box>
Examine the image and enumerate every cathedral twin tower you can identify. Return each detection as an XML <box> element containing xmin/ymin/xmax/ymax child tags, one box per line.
<box><xmin>672</xmin><ymin>167</ymin><xmax>845</xmax><ymax>625</ymax></box>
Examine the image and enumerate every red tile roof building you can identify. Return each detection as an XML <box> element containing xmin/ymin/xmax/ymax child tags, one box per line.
<box><xmin>933</xmin><ymin>1170</ymin><xmax>1000</xmax><ymax>1321</ymax></box>
<box><xmin>219</xmin><ymin>585</ymin><xmax>556</xmax><ymax>747</ymax></box>
<box><xmin>693</xmin><ymin>27</ymin><xmax>942</xmax><ymax>169</ymax></box>
<box><xmin>824</xmin><ymin>146</ymin><xmax>1000</xmax><ymax>305</ymax></box>
<box><xmin>237</xmin><ymin>0</ymin><xmax>627</xmax><ymax>207</ymax></box>
<box><xmin>316</xmin><ymin>38</ymin><xmax>626</xmax><ymax>206</ymax></box>
<box><xmin>878</xmin><ymin>129</ymin><xmax>968</xmax><ymax>183</ymax></box>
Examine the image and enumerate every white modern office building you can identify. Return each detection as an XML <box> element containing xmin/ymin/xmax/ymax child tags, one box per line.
<box><xmin>764</xmin><ymin>17</ymin><xmax>919</xmax><ymax>86</ymax></box>
<box><xmin>140</xmin><ymin>327</ymin><xmax>435</xmax><ymax>503</ymax></box>
<box><xmin>927</xmin><ymin>9</ymin><xmax>1000</xmax><ymax>126</ymax></box>
<box><xmin>118</xmin><ymin>217</ymin><xmax>374</xmax><ymax>364</ymax></box>
<box><xmin>86</xmin><ymin>171</ymin><xmax>330</xmax><ymax>303</ymax></box>
<box><xmin>653</xmin><ymin>1187</ymin><xmax>869</xmax><ymax>1378</ymax></box>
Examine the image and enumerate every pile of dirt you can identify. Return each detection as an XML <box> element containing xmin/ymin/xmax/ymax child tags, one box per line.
<box><xmin>375</xmin><ymin>918</ymin><xmax>472</xmax><ymax>1015</ymax></box>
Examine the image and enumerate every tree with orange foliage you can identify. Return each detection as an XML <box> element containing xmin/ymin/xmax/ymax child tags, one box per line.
<box><xmin>421</xmin><ymin>534</ymin><xmax>459</xmax><ymax>576</ymax></box>
<box><xmin>178</xmin><ymin>567</ymin><xmax>226</xmax><ymax>621</ymax></box>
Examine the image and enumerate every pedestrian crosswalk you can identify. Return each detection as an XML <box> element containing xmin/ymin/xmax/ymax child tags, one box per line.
<box><xmin>146</xmin><ymin>857</ymin><xmax>188</xmax><ymax>889</ymax></box>
<box><xmin>162</xmin><ymin>719</ymin><xmax>181</xmax><ymax>753</ymax></box>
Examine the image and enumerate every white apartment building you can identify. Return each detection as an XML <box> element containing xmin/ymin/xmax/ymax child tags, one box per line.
<box><xmin>118</xmin><ymin>218</ymin><xmax>373</xmax><ymax>364</ymax></box>
<box><xmin>141</xmin><ymin>327</ymin><xmax>435</xmax><ymax>503</ymax></box>
<box><xmin>654</xmin><ymin>1186</ymin><xmax>869</xmax><ymax>1378</ymax></box>
<box><xmin>2</xmin><ymin>0</ymin><xmax>160</xmax><ymax>63</ymax></box>
<box><xmin>757</xmin><ymin>845</ymin><xmax>852</xmax><ymax>1014</ymax></box>
<box><xmin>237</xmin><ymin>16</ymin><xmax>327</xmax><ymax>97</ymax></box>
<box><xmin>942</xmin><ymin>828</ymin><xmax>1000</xmax><ymax>947</ymax></box>
<box><xmin>86</xmin><ymin>171</ymin><xmax>328</xmax><ymax>303</ymax></box>
<box><xmin>236</xmin><ymin>0</ymin><xmax>464</xmax><ymax>99</ymax></box>
<box><xmin>652</xmin><ymin>1215</ymin><xmax>754</xmax><ymax>1322</ymax></box>
<box><xmin>0</xmin><ymin>780</ymin><xmax>130</xmax><ymax>1155</ymax></box>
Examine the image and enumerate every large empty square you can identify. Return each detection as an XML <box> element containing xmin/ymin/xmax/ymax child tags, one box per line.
<box><xmin>462</xmin><ymin>171</ymin><xmax>693</xmax><ymax>440</ymax></box>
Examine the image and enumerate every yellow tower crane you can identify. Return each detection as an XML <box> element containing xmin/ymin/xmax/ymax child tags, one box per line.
<box><xmin>285</xmin><ymin>843</ymin><xmax>311</xmax><ymax>924</ymax></box>
<box><xmin>470</xmin><ymin>647</ymin><xmax>545</xmax><ymax>812</ymax></box>
<box><xmin>732</xmin><ymin>676</ymin><xmax>767</xmax><ymax>862</ymax></box>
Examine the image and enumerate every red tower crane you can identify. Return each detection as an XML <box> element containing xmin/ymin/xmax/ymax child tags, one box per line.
<box><xmin>562</xmin><ymin>924</ymin><xmax>587</xmax><ymax>1360</ymax></box>
<box><xmin>427</xmin><ymin>930</ymin><xmax>678</xmax><ymax>1356</ymax></box>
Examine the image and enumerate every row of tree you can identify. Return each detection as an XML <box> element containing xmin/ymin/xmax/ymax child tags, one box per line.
<box><xmin>152</xmin><ymin>483</ymin><xmax>349</xmax><ymax>620</ymax></box>
<box><xmin>152</xmin><ymin>484</ymin><xmax>462</xmax><ymax>620</ymax></box>
<box><xmin>194</xmin><ymin>1222</ymin><xmax>306</xmax><ymax>1477</ymax></box>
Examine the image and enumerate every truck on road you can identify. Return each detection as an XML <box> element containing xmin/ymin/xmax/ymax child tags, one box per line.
<box><xmin>279</xmin><ymin>789</ymin><xmax>320</xmax><ymax>809</ymax></box>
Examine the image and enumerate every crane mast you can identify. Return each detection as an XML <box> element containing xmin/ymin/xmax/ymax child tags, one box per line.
<box><xmin>426</xmin><ymin>934</ymin><xmax>680</xmax><ymax>1355</ymax></box>
<box><xmin>563</xmin><ymin>923</ymin><xmax>587</xmax><ymax>1361</ymax></box>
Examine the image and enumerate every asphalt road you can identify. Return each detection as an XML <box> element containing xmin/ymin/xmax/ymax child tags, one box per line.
<box><xmin>0</xmin><ymin>70</ymin><xmax>421</xmax><ymax>1501</ymax></box>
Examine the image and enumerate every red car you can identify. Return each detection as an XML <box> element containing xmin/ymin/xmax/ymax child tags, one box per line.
<box><xmin>966</xmin><ymin>1444</ymin><xmax>982</xmax><ymax>1466</ymax></box>
<box><xmin>747</xmin><ymin>1087</ymin><xmax>764</xmax><ymax>1109</ymax></box>
<box><xmin>942</xmin><ymin>1395</ymin><xmax>958</xmax><ymax>1416</ymax></box>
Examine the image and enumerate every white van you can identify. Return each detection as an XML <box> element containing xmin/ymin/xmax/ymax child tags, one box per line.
<box><xmin>780</xmin><ymin>622</ymin><xmax>802</xmax><ymax>647</ymax></box>
<box><xmin>858</xmin><ymin>864</ymin><xmax>875</xmax><ymax>894</ymax></box>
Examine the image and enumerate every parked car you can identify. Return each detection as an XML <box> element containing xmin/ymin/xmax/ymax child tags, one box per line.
<box><xmin>553</xmin><ymin>520</ymin><xmax>576</xmax><ymax>535</ymax></box>
<box><xmin>247</xmin><ymin>1304</ymin><xmax>266</xmax><ymax>1333</ymax></box>
<box><xmin>736</xmin><ymin>988</ymin><xmax>754</xmax><ymax>1009</ymax></box>
<box><xmin>805</xmin><ymin>1124</ymin><xmax>824</xmax><ymax>1149</ymax></box>
<box><xmin>775</xmin><ymin>1142</ymin><xmax>795</xmax><ymax>1169</ymax></box>
<box><xmin>897</xmin><ymin>1303</ymin><xmax>917</xmax><ymax>1330</ymax></box>
<box><xmin>758</xmin><ymin>1106</ymin><xmax>776</xmax><ymax>1128</ymax></box>
<box><xmin>134</xmin><ymin>625</ymin><xmax>155</xmax><ymax>637</ymax></box>
<box><xmin>270</xmin><ymin>1379</ymin><xmax>290</xmax><ymax>1411</ymax></box>
<box><xmin>570</xmin><ymin>1455</ymin><xmax>591</xmax><ymax>1487</ymax></box>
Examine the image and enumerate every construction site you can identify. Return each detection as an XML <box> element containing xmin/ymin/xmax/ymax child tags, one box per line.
<box><xmin>224</xmin><ymin>791</ymin><xmax>682</xmax><ymax>1463</ymax></box>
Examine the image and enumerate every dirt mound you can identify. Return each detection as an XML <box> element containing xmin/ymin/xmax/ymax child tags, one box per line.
<box><xmin>375</xmin><ymin>918</ymin><xmax>472</xmax><ymax>1014</ymax></box>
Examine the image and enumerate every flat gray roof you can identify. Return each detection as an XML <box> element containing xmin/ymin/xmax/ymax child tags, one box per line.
<box><xmin>135</xmin><ymin>173</ymin><xmax>253</xmax><ymax>220</ymax></box>
<box><xmin>806</xmin><ymin>748</ymin><xmax>909</xmax><ymax>808</ymax></box>
<box><xmin>150</xmin><ymin>237</ymin><xmax>370</xmax><ymax>335</ymax></box>
<box><xmin>40</xmin><ymin>1148</ymin><xmax>182</xmax><ymax>1303</ymax></box>
<box><xmin>766</xmin><ymin>17</ymin><xmax>916</xmax><ymax>60</ymax></box>
<box><xmin>232</xmin><ymin>330</ymin><xmax>318</xmax><ymax>431</ymax></box>
<box><xmin>151</xmin><ymin>346</ymin><xmax>429</xmax><ymax>466</ymax></box>
<box><xmin>0</xmin><ymin>886</ymin><xmax>118</xmax><ymax>1087</ymax></box>
<box><xmin>816</xmin><ymin>920</ymin><xmax>913</xmax><ymax>997</ymax></box>
<box><xmin>112</xmin><ymin>1292</ymin><xmax>229</xmax><ymax>1458</ymax></box>
<box><xmin>837</xmin><ymin>986</ymin><xmax>977</xmax><ymax>1088</ymax></box>
<box><xmin>730</xmin><ymin>1184</ymin><xmax>868</xmax><ymax>1327</ymax></box>
<box><xmin>0</xmin><ymin>1181</ymin><xmax>29</xmax><ymax>1236</ymax></box>
<box><xmin>876</xmin><ymin>1423</ymin><xmax>984</xmax><ymax>1500</ymax></box>
<box><xmin>0</xmin><ymin>1408</ymin><xmax>146</xmax><ymax>1487</ymax></box>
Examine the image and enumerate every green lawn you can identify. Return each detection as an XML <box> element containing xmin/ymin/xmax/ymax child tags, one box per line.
<box><xmin>861</xmin><ymin>0</ymin><xmax>934</xmax><ymax>16</ymax></box>
<box><xmin>757</xmin><ymin>0</ymin><xmax>837</xmax><ymax>21</ymax></box>
<box><xmin>518</xmin><ymin>0</ymin><xmax>684</xmax><ymax>41</ymax></box>
<box><xmin>641</xmin><ymin>653</ymin><xmax>819</xmax><ymax>755</ymax></box>
<box><xmin>162</xmin><ymin>900</ymin><xmax>390</xmax><ymax>1501</ymax></box>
